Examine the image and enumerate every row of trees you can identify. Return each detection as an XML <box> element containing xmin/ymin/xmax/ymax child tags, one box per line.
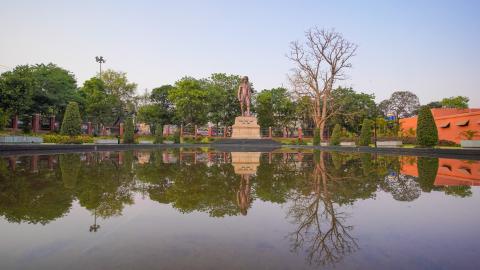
<box><xmin>0</xmin><ymin>28</ymin><xmax>470</xmax><ymax>138</ymax></box>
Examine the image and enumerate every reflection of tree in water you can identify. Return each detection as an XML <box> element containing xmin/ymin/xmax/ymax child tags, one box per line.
<box><xmin>0</xmin><ymin>156</ymin><xmax>73</xmax><ymax>224</ymax></box>
<box><xmin>287</xmin><ymin>151</ymin><xmax>358</xmax><ymax>266</ymax></box>
<box><xmin>384</xmin><ymin>173</ymin><xmax>421</xmax><ymax>202</ymax></box>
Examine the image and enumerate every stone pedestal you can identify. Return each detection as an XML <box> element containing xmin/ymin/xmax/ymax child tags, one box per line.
<box><xmin>231</xmin><ymin>116</ymin><xmax>261</xmax><ymax>139</ymax></box>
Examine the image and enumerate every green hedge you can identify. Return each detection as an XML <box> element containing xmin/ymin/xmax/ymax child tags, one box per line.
<box><xmin>43</xmin><ymin>134</ymin><xmax>94</xmax><ymax>144</ymax></box>
<box><xmin>123</xmin><ymin>116</ymin><xmax>135</xmax><ymax>144</ymax></box>
<box><xmin>416</xmin><ymin>106</ymin><xmax>438</xmax><ymax>147</ymax></box>
<box><xmin>154</xmin><ymin>125</ymin><xmax>163</xmax><ymax>144</ymax></box>
<box><xmin>330</xmin><ymin>124</ymin><xmax>341</xmax><ymax>146</ymax></box>
<box><xmin>313</xmin><ymin>128</ymin><xmax>321</xmax><ymax>146</ymax></box>
<box><xmin>358</xmin><ymin>119</ymin><xmax>372</xmax><ymax>146</ymax></box>
<box><xmin>60</xmin><ymin>102</ymin><xmax>82</xmax><ymax>136</ymax></box>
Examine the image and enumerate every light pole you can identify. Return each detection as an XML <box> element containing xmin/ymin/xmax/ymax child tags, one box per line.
<box><xmin>95</xmin><ymin>56</ymin><xmax>106</xmax><ymax>77</ymax></box>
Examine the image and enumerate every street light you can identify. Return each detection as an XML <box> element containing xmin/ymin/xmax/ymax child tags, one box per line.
<box><xmin>95</xmin><ymin>56</ymin><xmax>106</xmax><ymax>77</ymax></box>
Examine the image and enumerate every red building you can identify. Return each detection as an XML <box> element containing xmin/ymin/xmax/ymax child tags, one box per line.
<box><xmin>400</xmin><ymin>108</ymin><xmax>480</xmax><ymax>143</ymax></box>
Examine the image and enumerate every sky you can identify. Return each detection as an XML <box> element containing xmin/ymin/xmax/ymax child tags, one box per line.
<box><xmin>1</xmin><ymin>0</ymin><xmax>479</xmax><ymax>106</ymax></box>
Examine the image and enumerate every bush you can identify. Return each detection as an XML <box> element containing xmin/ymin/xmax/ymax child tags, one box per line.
<box><xmin>401</xmin><ymin>136</ymin><xmax>416</xmax><ymax>144</ymax></box>
<box><xmin>416</xmin><ymin>106</ymin><xmax>438</xmax><ymax>147</ymax></box>
<box><xmin>313</xmin><ymin>128</ymin><xmax>321</xmax><ymax>146</ymax></box>
<box><xmin>123</xmin><ymin>116</ymin><xmax>134</xmax><ymax>144</ymax></box>
<box><xmin>154</xmin><ymin>125</ymin><xmax>163</xmax><ymax>144</ymax></box>
<box><xmin>330</xmin><ymin>124</ymin><xmax>341</xmax><ymax>146</ymax></box>
<box><xmin>60</xmin><ymin>102</ymin><xmax>82</xmax><ymax>136</ymax></box>
<box><xmin>358</xmin><ymin>119</ymin><xmax>373</xmax><ymax>146</ymax></box>
<box><xmin>438</xmin><ymin>140</ymin><xmax>459</xmax><ymax>147</ymax></box>
<box><xmin>43</xmin><ymin>134</ymin><xmax>94</xmax><ymax>144</ymax></box>
<box><xmin>173</xmin><ymin>131</ymin><xmax>180</xmax><ymax>143</ymax></box>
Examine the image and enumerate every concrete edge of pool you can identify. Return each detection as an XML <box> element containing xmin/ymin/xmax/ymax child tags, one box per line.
<box><xmin>0</xmin><ymin>143</ymin><xmax>479</xmax><ymax>160</ymax></box>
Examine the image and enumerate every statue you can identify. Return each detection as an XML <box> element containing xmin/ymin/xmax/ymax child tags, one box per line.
<box><xmin>237</xmin><ymin>76</ymin><xmax>252</xmax><ymax>116</ymax></box>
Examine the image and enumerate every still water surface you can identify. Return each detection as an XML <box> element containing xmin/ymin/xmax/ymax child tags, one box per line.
<box><xmin>0</xmin><ymin>148</ymin><xmax>479</xmax><ymax>270</ymax></box>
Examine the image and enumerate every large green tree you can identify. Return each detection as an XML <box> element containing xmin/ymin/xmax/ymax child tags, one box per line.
<box><xmin>79</xmin><ymin>77</ymin><xmax>120</xmax><ymax>127</ymax></box>
<box><xmin>137</xmin><ymin>84</ymin><xmax>175</xmax><ymax>129</ymax></box>
<box><xmin>0</xmin><ymin>63</ymin><xmax>79</xmax><ymax>118</ymax></box>
<box><xmin>441</xmin><ymin>96</ymin><xmax>469</xmax><ymax>109</ymax></box>
<box><xmin>255</xmin><ymin>87</ymin><xmax>295</xmax><ymax>128</ymax></box>
<box><xmin>328</xmin><ymin>87</ymin><xmax>377</xmax><ymax>134</ymax></box>
<box><xmin>168</xmin><ymin>77</ymin><xmax>209</xmax><ymax>126</ymax></box>
<box><xmin>205</xmin><ymin>73</ymin><xmax>242</xmax><ymax>127</ymax></box>
<box><xmin>100</xmin><ymin>69</ymin><xmax>137</xmax><ymax>116</ymax></box>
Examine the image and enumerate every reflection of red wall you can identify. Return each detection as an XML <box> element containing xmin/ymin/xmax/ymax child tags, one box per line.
<box><xmin>435</xmin><ymin>158</ymin><xmax>480</xmax><ymax>186</ymax></box>
<box><xmin>400</xmin><ymin>157</ymin><xmax>480</xmax><ymax>186</ymax></box>
<box><xmin>400</xmin><ymin>109</ymin><xmax>480</xmax><ymax>143</ymax></box>
<box><xmin>400</xmin><ymin>156</ymin><xmax>418</xmax><ymax>177</ymax></box>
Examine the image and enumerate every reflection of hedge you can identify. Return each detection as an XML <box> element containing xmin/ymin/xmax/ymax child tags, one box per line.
<box><xmin>416</xmin><ymin>106</ymin><xmax>438</xmax><ymax>147</ymax></box>
<box><xmin>417</xmin><ymin>157</ymin><xmax>439</xmax><ymax>192</ymax></box>
<box><xmin>60</xmin><ymin>154</ymin><xmax>81</xmax><ymax>189</ymax></box>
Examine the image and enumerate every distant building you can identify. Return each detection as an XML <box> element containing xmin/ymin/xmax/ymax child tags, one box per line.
<box><xmin>400</xmin><ymin>108</ymin><xmax>480</xmax><ymax>143</ymax></box>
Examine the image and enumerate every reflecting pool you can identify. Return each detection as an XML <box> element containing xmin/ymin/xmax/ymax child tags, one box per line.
<box><xmin>0</xmin><ymin>148</ymin><xmax>479</xmax><ymax>270</ymax></box>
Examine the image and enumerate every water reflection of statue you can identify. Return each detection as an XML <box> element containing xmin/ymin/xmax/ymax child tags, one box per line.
<box><xmin>237</xmin><ymin>175</ymin><xmax>252</xmax><ymax>215</ymax></box>
<box><xmin>237</xmin><ymin>76</ymin><xmax>252</xmax><ymax>116</ymax></box>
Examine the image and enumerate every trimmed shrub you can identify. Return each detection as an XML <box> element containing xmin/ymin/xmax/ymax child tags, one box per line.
<box><xmin>123</xmin><ymin>116</ymin><xmax>135</xmax><ymax>144</ymax></box>
<box><xmin>416</xmin><ymin>106</ymin><xmax>438</xmax><ymax>147</ymax></box>
<box><xmin>43</xmin><ymin>134</ymin><xmax>94</xmax><ymax>144</ymax></box>
<box><xmin>330</xmin><ymin>124</ymin><xmax>342</xmax><ymax>146</ymax></box>
<box><xmin>358</xmin><ymin>119</ymin><xmax>373</xmax><ymax>146</ymax></box>
<box><xmin>438</xmin><ymin>140</ymin><xmax>459</xmax><ymax>147</ymax></box>
<box><xmin>173</xmin><ymin>131</ymin><xmax>180</xmax><ymax>143</ymax></box>
<box><xmin>60</xmin><ymin>102</ymin><xmax>82</xmax><ymax>136</ymax></box>
<box><xmin>154</xmin><ymin>125</ymin><xmax>163</xmax><ymax>144</ymax></box>
<box><xmin>313</xmin><ymin>128</ymin><xmax>321</xmax><ymax>146</ymax></box>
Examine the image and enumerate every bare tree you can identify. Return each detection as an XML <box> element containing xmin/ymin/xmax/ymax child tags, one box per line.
<box><xmin>287</xmin><ymin>28</ymin><xmax>357</xmax><ymax>140</ymax></box>
<box><xmin>287</xmin><ymin>152</ymin><xmax>358</xmax><ymax>266</ymax></box>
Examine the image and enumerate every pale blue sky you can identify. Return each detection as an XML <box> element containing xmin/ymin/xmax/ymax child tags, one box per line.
<box><xmin>1</xmin><ymin>0</ymin><xmax>479</xmax><ymax>106</ymax></box>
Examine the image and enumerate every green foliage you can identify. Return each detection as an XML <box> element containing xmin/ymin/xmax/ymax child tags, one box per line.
<box><xmin>441</xmin><ymin>96</ymin><xmax>469</xmax><ymax>109</ymax></box>
<box><xmin>43</xmin><ymin>134</ymin><xmax>94</xmax><ymax>144</ymax></box>
<box><xmin>358</xmin><ymin>119</ymin><xmax>373</xmax><ymax>146</ymax></box>
<box><xmin>313</xmin><ymin>128</ymin><xmax>321</xmax><ymax>146</ymax></box>
<box><xmin>169</xmin><ymin>77</ymin><xmax>209</xmax><ymax>126</ymax></box>
<box><xmin>0</xmin><ymin>108</ymin><xmax>8</xmax><ymax>131</ymax></box>
<box><xmin>60</xmin><ymin>102</ymin><xmax>82</xmax><ymax>136</ymax></box>
<box><xmin>0</xmin><ymin>63</ymin><xmax>79</xmax><ymax>117</ymax></box>
<box><xmin>123</xmin><ymin>116</ymin><xmax>135</xmax><ymax>144</ymax></box>
<box><xmin>416</xmin><ymin>106</ymin><xmax>438</xmax><ymax>147</ymax></box>
<box><xmin>438</xmin><ymin>140</ymin><xmax>459</xmax><ymax>147</ymax></box>
<box><xmin>256</xmin><ymin>88</ymin><xmax>295</xmax><ymax>128</ymax></box>
<box><xmin>100</xmin><ymin>69</ymin><xmax>137</xmax><ymax>111</ymax></box>
<box><xmin>173</xmin><ymin>131</ymin><xmax>180</xmax><ymax>143</ymax></box>
<box><xmin>154</xmin><ymin>125</ymin><xmax>163</xmax><ymax>144</ymax></box>
<box><xmin>79</xmin><ymin>77</ymin><xmax>119</xmax><ymax>126</ymax></box>
<box><xmin>328</xmin><ymin>87</ymin><xmax>377</xmax><ymax>133</ymax></box>
<box><xmin>205</xmin><ymin>73</ymin><xmax>242</xmax><ymax>126</ymax></box>
<box><xmin>296</xmin><ymin>96</ymin><xmax>315</xmax><ymax>129</ymax></box>
<box><xmin>330</xmin><ymin>124</ymin><xmax>342</xmax><ymax>145</ymax></box>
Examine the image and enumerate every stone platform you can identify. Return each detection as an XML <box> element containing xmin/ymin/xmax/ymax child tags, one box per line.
<box><xmin>231</xmin><ymin>116</ymin><xmax>261</xmax><ymax>139</ymax></box>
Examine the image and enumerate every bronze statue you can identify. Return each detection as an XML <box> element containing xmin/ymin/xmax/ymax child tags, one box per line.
<box><xmin>237</xmin><ymin>76</ymin><xmax>252</xmax><ymax>116</ymax></box>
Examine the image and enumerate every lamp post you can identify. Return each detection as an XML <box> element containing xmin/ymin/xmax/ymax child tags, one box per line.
<box><xmin>95</xmin><ymin>56</ymin><xmax>106</xmax><ymax>77</ymax></box>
